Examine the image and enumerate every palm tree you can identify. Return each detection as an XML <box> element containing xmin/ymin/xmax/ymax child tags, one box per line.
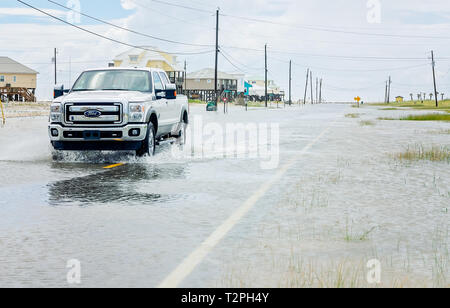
<box><xmin>417</xmin><ymin>94</ymin><xmax>422</xmax><ymax>101</ymax></box>
<box><xmin>410</xmin><ymin>93</ymin><xmax>414</xmax><ymax>101</ymax></box>
<box><xmin>441</xmin><ymin>93</ymin><xmax>445</xmax><ymax>101</ymax></box>
<box><xmin>429</xmin><ymin>93</ymin><xmax>434</xmax><ymax>100</ymax></box>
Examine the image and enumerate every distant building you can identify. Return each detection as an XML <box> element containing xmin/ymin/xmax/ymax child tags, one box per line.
<box><xmin>246</xmin><ymin>76</ymin><xmax>283</xmax><ymax>101</ymax></box>
<box><xmin>395</xmin><ymin>96</ymin><xmax>404</xmax><ymax>102</ymax></box>
<box><xmin>113</xmin><ymin>47</ymin><xmax>185</xmax><ymax>93</ymax></box>
<box><xmin>185</xmin><ymin>68</ymin><xmax>238</xmax><ymax>102</ymax></box>
<box><xmin>0</xmin><ymin>57</ymin><xmax>38</xmax><ymax>102</ymax></box>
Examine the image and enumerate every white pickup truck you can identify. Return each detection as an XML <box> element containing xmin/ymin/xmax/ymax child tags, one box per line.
<box><xmin>49</xmin><ymin>67</ymin><xmax>189</xmax><ymax>156</ymax></box>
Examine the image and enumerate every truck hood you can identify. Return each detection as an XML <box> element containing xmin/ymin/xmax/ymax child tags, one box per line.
<box><xmin>61</xmin><ymin>90</ymin><xmax>153</xmax><ymax>102</ymax></box>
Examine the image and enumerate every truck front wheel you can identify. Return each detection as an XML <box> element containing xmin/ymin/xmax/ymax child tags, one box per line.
<box><xmin>137</xmin><ymin>123</ymin><xmax>156</xmax><ymax>157</ymax></box>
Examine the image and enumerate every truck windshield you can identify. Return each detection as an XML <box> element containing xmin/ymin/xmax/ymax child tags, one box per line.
<box><xmin>72</xmin><ymin>70</ymin><xmax>152</xmax><ymax>92</ymax></box>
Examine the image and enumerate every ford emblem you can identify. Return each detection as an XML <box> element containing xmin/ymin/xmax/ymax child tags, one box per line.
<box><xmin>84</xmin><ymin>109</ymin><xmax>102</xmax><ymax>118</ymax></box>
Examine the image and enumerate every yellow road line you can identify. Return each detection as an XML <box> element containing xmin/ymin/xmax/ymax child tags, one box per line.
<box><xmin>157</xmin><ymin>122</ymin><xmax>335</xmax><ymax>288</ymax></box>
<box><xmin>103</xmin><ymin>163</ymin><xmax>125</xmax><ymax>169</ymax></box>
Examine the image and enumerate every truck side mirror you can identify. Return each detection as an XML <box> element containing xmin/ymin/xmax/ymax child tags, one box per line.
<box><xmin>155</xmin><ymin>84</ymin><xmax>177</xmax><ymax>100</ymax></box>
<box><xmin>54</xmin><ymin>85</ymin><xmax>69</xmax><ymax>99</ymax></box>
<box><xmin>165</xmin><ymin>84</ymin><xmax>177</xmax><ymax>100</ymax></box>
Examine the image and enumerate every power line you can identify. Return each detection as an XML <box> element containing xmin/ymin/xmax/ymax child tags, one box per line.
<box><xmin>144</xmin><ymin>0</ymin><xmax>213</xmax><ymax>14</ymax></box>
<box><xmin>129</xmin><ymin>0</ymin><xmax>216</xmax><ymax>33</ymax></box>
<box><xmin>135</xmin><ymin>0</ymin><xmax>450</xmax><ymax>41</ymax></box>
<box><xmin>48</xmin><ymin>0</ymin><xmax>214</xmax><ymax>47</ymax></box>
<box><xmin>219</xmin><ymin>48</ymin><xmax>262</xmax><ymax>72</ymax></box>
<box><xmin>219</xmin><ymin>13</ymin><xmax>450</xmax><ymax>41</ymax></box>
<box><xmin>220</xmin><ymin>52</ymin><xmax>246</xmax><ymax>74</ymax></box>
<box><xmin>17</xmin><ymin>0</ymin><xmax>215</xmax><ymax>56</ymax></box>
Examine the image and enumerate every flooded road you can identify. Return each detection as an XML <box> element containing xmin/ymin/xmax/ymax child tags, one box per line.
<box><xmin>0</xmin><ymin>104</ymin><xmax>448</xmax><ymax>287</ymax></box>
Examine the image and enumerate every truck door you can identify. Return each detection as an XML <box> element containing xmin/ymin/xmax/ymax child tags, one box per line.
<box><xmin>159</xmin><ymin>72</ymin><xmax>180</xmax><ymax>125</ymax></box>
<box><xmin>153</xmin><ymin>72</ymin><xmax>171</xmax><ymax>135</ymax></box>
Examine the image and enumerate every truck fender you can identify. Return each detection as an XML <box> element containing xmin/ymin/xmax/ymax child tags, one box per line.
<box><xmin>145</xmin><ymin>109</ymin><xmax>159</xmax><ymax>135</ymax></box>
<box><xmin>180</xmin><ymin>106</ymin><xmax>189</xmax><ymax>124</ymax></box>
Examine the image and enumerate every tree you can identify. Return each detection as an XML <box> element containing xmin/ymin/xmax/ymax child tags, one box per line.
<box><xmin>417</xmin><ymin>94</ymin><xmax>422</xmax><ymax>101</ymax></box>
<box><xmin>429</xmin><ymin>93</ymin><xmax>434</xmax><ymax>100</ymax></box>
<box><xmin>441</xmin><ymin>93</ymin><xmax>445</xmax><ymax>101</ymax></box>
<box><xmin>410</xmin><ymin>93</ymin><xmax>414</xmax><ymax>101</ymax></box>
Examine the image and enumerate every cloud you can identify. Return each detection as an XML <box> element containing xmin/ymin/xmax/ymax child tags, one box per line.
<box><xmin>120</xmin><ymin>0</ymin><xmax>137</xmax><ymax>10</ymax></box>
<box><xmin>0</xmin><ymin>7</ymin><xmax>66</xmax><ymax>18</ymax></box>
<box><xmin>3</xmin><ymin>0</ymin><xmax>450</xmax><ymax>102</ymax></box>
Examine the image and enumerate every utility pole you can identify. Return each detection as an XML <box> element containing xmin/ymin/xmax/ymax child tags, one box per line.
<box><xmin>54</xmin><ymin>48</ymin><xmax>57</xmax><ymax>85</ymax></box>
<box><xmin>319</xmin><ymin>78</ymin><xmax>322</xmax><ymax>104</ymax></box>
<box><xmin>387</xmin><ymin>76</ymin><xmax>391</xmax><ymax>104</ymax></box>
<box><xmin>288</xmin><ymin>60</ymin><xmax>292</xmax><ymax>106</ymax></box>
<box><xmin>384</xmin><ymin>81</ymin><xmax>388</xmax><ymax>103</ymax></box>
<box><xmin>184</xmin><ymin>60</ymin><xmax>187</xmax><ymax>95</ymax></box>
<box><xmin>303</xmin><ymin>68</ymin><xmax>309</xmax><ymax>105</ymax></box>
<box><xmin>310</xmin><ymin>71</ymin><xmax>314</xmax><ymax>104</ymax></box>
<box><xmin>315</xmin><ymin>78</ymin><xmax>318</xmax><ymax>104</ymax></box>
<box><xmin>431</xmin><ymin>51</ymin><xmax>439</xmax><ymax>108</ymax></box>
<box><xmin>265</xmin><ymin>44</ymin><xmax>268</xmax><ymax>108</ymax></box>
<box><xmin>214</xmin><ymin>9</ymin><xmax>219</xmax><ymax>110</ymax></box>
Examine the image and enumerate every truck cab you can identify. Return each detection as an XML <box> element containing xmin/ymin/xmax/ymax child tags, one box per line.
<box><xmin>48</xmin><ymin>67</ymin><xmax>189</xmax><ymax>156</ymax></box>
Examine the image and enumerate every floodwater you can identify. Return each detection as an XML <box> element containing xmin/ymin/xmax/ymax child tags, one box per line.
<box><xmin>0</xmin><ymin>104</ymin><xmax>448</xmax><ymax>287</ymax></box>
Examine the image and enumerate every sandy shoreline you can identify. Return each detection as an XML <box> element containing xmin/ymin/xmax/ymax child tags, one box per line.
<box><xmin>1</xmin><ymin>101</ymin><xmax>51</xmax><ymax>119</ymax></box>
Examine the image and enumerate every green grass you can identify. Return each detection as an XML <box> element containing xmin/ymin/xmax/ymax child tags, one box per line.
<box><xmin>345</xmin><ymin>113</ymin><xmax>360</xmax><ymax>118</ymax></box>
<box><xmin>380</xmin><ymin>108</ymin><xmax>400</xmax><ymax>111</ymax></box>
<box><xmin>379</xmin><ymin>113</ymin><xmax>450</xmax><ymax>122</ymax></box>
<box><xmin>395</xmin><ymin>145</ymin><xmax>450</xmax><ymax>163</ymax></box>
<box><xmin>371</xmin><ymin>100</ymin><xmax>450</xmax><ymax>112</ymax></box>
<box><xmin>188</xmin><ymin>99</ymin><xmax>206</xmax><ymax>104</ymax></box>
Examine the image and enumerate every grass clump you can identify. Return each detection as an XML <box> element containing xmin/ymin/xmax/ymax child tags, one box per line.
<box><xmin>345</xmin><ymin>113</ymin><xmax>360</xmax><ymax>118</ymax></box>
<box><xmin>379</xmin><ymin>113</ymin><xmax>450</xmax><ymax>122</ymax></box>
<box><xmin>395</xmin><ymin>145</ymin><xmax>450</xmax><ymax>163</ymax></box>
<box><xmin>360</xmin><ymin>120</ymin><xmax>375</xmax><ymax>126</ymax></box>
<box><xmin>188</xmin><ymin>99</ymin><xmax>205</xmax><ymax>104</ymax></box>
<box><xmin>371</xmin><ymin>100</ymin><xmax>450</xmax><ymax>111</ymax></box>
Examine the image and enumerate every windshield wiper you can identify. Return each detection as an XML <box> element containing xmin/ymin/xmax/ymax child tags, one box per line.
<box><xmin>100</xmin><ymin>89</ymin><xmax>128</xmax><ymax>91</ymax></box>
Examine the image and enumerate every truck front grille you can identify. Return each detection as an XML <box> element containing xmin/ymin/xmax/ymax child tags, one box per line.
<box><xmin>65</xmin><ymin>103</ymin><xmax>122</xmax><ymax>125</ymax></box>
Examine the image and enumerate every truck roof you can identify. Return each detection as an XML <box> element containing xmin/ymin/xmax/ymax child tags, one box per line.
<box><xmin>83</xmin><ymin>67</ymin><xmax>166</xmax><ymax>73</ymax></box>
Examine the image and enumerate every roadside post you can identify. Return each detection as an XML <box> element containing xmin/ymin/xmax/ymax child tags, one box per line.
<box><xmin>0</xmin><ymin>98</ymin><xmax>5</xmax><ymax>126</ymax></box>
<box><xmin>354</xmin><ymin>96</ymin><xmax>361</xmax><ymax>108</ymax></box>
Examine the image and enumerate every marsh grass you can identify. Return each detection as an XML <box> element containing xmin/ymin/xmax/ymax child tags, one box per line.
<box><xmin>428</xmin><ymin>129</ymin><xmax>450</xmax><ymax>135</ymax></box>
<box><xmin>432</xmin><ymin>226</ymin><xmax>449</xmax><ymax>287</ymax></box>
<box><xmin>345</xmin><ymin>113</ymin><xmax>360</xmax><ymax>118</ymax></box>
<box><xmin>379</xmin><ymin>113</ymin><xmax>450</xmax><ymax>122</ymax></box>
<box><xmin>394</xmin><ymin>145</ymin><xmax>450</xmax><ymax>163</ymax></box>
<box><xmin>371</xmin><ymin>100</ymin><xmax>450</xmax><ymax>112</ymax></box>
<box><xmin>345</xmin><ymin>218</ymin><xmax>377</xmax><ymax>242</ymax></box>
<box><xmin>360</xmin><ymin>120</ymin><xmax>375</xmax><ymax>126</ymax></box>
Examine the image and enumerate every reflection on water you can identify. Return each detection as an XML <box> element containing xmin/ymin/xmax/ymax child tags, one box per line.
<box><xmin>47</xmin><ymin>164</ymin><xmax>187</xmax><ymax>206</ymax></box>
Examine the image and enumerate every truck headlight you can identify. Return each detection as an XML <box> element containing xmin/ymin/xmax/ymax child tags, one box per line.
<box><xmin>50</xmin><ymin>103</ymin><xmax>62</xmax><ymax>113</ymax></box>
<box><xmin>50</xmin><ymin>103</ymin><xmax>62</xmax><ymax>123</ymax></box>
<box><xmin>129</xmin><ymin>103</ymin><xmax>145</xmax><ymax>122</ymax></box>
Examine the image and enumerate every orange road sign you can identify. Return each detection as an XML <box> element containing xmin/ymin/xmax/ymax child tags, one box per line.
<box><xmin>354</xmin><ymin>97</ymin><xmax>361</xmax><ymax>102</ymax></box>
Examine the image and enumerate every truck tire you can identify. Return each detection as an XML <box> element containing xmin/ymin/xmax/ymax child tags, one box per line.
<box><xmin>137</xmin><ymin>123</ymin><xmax>155</xmax><ymax>157</ymax></box>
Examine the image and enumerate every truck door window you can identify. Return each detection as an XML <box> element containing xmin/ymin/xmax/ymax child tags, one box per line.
<box><xmin>159</xmin><ymin>72</ymin><xmax>170</xmax><ymax>86</ymax></box>
<box><xmin>153</xmin><ymin>73</ymin><xmax>164</xmax><ymax>91</ymax></box>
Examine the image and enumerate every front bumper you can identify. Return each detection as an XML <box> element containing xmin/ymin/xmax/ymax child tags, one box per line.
<box><xmin>49</xmin><ymin>123</ymin><xmax>148</xmax><ymax>151</ymax></box>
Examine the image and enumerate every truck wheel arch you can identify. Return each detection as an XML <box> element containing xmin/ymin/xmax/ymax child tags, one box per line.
<box><xmin>149</xmin><ymin>112</ymin><xmax>158</xmax><ymax>135</ymax></box>
<box><xmin>181</xmin><ymin>108</ymin><xmax>189</xmax><ymax>124</ymax></box>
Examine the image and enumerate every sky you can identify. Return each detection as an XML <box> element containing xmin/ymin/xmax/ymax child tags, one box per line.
<box><xmin>1</xmin><ymin>0</ymin><xmax>450</xmax><ymax>102</ymax></box>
